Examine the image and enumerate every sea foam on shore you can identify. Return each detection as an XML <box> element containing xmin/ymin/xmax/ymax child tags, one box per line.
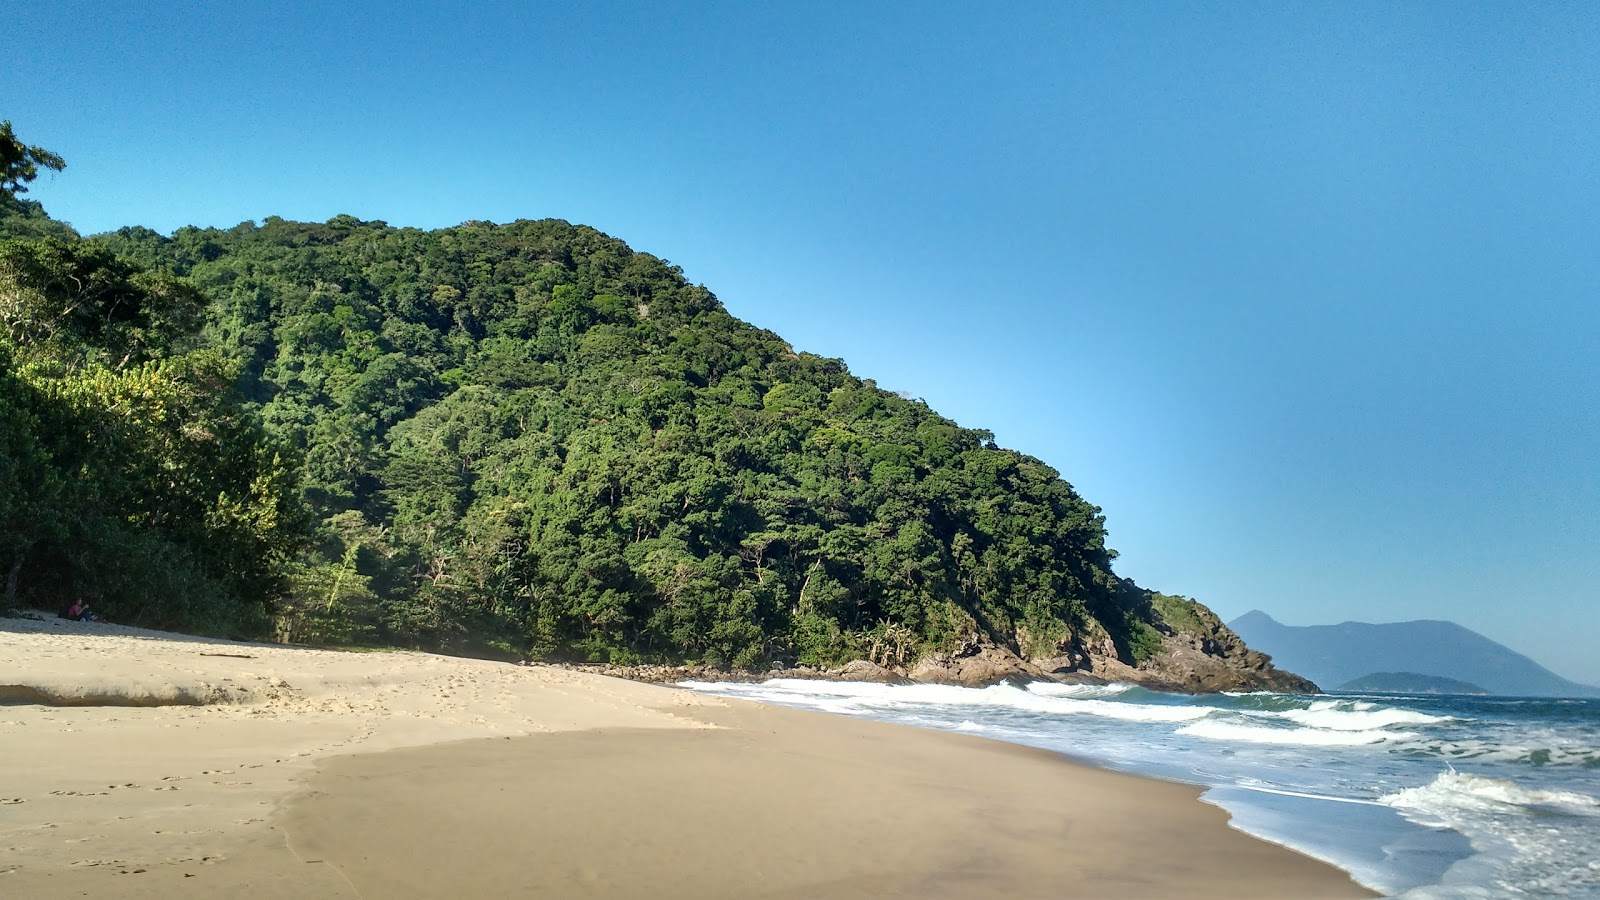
<box><xmin>682</xmin><ymin>679</ymin><xmax>1600</xmax><ymax>897</ymax></box>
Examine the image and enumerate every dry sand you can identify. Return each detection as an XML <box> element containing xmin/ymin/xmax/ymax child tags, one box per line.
<box><xmin>1</xmin><ymin>615</ymin><xmax>1375</xmax><ymax>898</ymax></box>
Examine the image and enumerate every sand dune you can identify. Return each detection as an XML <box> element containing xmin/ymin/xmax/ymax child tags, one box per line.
<box><xmin>1</xmin><ymin>615</ymin><xmax>1371</xmax><ymax>898</ymax></box>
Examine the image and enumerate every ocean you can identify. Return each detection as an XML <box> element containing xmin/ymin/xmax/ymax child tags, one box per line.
<box><xmin>679</xmin><ymin>679</ymin><xmax>1600</xmax><ymax>898</ymax></box>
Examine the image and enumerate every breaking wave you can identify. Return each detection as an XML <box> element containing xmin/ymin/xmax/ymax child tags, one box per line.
<box><xmin>1178</xmin><ymin>719</ymin><xmax>1416</xmax><ymax>746</ymax></box>
<box><xmin>1024</xmin><ymin>682</ymin><xmax>1137</xmax><ymax>699</ymax></box>
<box><xmin>1381</xmin><ymin>771</ymin><xmax>1600</xmax><ymax>818</ymax></box>
<box><xmin>678</xmin><ymin>677</ymin><xmax>1600</xmax><ymax>897</ymax></box>
<box><xmin>680</xmin><ymin>679</ymin><xmax>1217</xmax><ymax>722</ymax></box>
<box><xmin>1274</xmin><ymin>700</ymin><xmax>1453</xmax><ymax>731</ymax></box>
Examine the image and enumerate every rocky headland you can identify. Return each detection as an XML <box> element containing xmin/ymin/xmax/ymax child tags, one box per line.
<box><xmin>553</xmin><ymin>608</ymin><xmax>1318</xmax><ymax>694</ymax></box>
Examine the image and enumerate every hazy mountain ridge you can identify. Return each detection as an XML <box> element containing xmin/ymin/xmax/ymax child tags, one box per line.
<box><xmin>1230</xmin><ymin>611</ymin><xmax>1599</xmax><ymax>698</ymax></box>
<box><xmin>1335</xmin><ymin>672</ymin><xmax>1488</xmax><ymax>695</ymax></box>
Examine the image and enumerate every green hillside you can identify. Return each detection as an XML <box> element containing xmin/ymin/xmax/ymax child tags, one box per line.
<box><xmin>1</xmin><ymin>123</ymin><xmax>1232</xmax><ymax>675</ymax></box>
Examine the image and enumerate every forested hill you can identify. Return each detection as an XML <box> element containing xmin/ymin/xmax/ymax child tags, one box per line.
<box><xmin>94</xmin><ymin>214</ymin><xmax>1154</xmax><ymax>669</ymax></box>
<box><xmin>2</xmin><ymin>140</ymin><xmax>1308</xmax><ymax>688</ymax></box>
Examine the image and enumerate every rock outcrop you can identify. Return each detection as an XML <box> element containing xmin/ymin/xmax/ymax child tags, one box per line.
<box><xmin>558</xmin><ymin>597</ymin><xmax>1317</xmax><ymax>694</ymax></box>
<box><xmin>1073</xmin><ymin>599</ymin><xmax>1319</xmax><ymax>693</ymax></box>
<box><xmin>836</xmin><ymin>660</ymin><xmax>911</xmax><ymax>684</ymax></box>
<box><xmin>1101</xmin><ymin>632</ymin><xmax>1317</xmax><ymax>694</ymax></box>
<box><xmin>907</xmin><ymin>644</ymin><xmax>1054</xmax><ymax>687</ymax></box>
<box><xmin>894</xmin><ymin>621</ymin><xmax>1314</xmax><ymax>693</ymax></box>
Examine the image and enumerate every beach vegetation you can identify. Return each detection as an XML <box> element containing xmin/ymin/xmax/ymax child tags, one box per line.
<box><xmin>0</xmin><ymin>134</ymin><xmax>308</xmax><ymax>633</ymax></box>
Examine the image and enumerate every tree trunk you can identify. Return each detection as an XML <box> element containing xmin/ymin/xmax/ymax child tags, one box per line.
<box><xmin>794</xmin><ymin>558</ymin><xmax>821</xmax><ymax>615</ymax></box>
<box><xmin>4</xmin><ymin>553</ymin><xmax>22</xmax><ymax>603</ymax></box>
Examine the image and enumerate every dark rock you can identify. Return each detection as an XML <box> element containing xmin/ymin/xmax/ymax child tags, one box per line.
<box><xmin>909</xmin><ymin>644</ymin><xmax>1052</xmax><ymax>687</ymax></box>
<box><xmin>547</xmin><ymin>606</ymin><xmax>1317</xmax><ymax>695</ymax></box>
<box><xmin>836</xmin><ymin>660</ymin><xmax>911</xmax><ymax>684</ymax></box>
<box><xmin>1076</xmin><ymin>624</ymin><xmax>1319</xmax><ymax>694</ymax></box>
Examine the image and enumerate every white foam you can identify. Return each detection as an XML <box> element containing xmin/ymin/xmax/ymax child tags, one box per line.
<box><xmin>1025</xmin><ymin>682</ymin><xmax>1136</xmax><ymax>699</ymax></box>
<box><xmin>679</xmin><ymin>679</ymin><xmax>1600</xmax><ymax>896</ymax></box>
<box><xmin>1381</xmin><ymin>771</ymin><xmax>1600</xmax><ymax>818</ymax></box>
<box><xmin>1376</xmin><ymin>772</ymin><xmax>1600</xmax><ymax>897</ymax></box>
<box><xmin>1403</xmin><ymin>739</ymin><xmax>1600</xmax><ymax>768</ymax></box>
<box><xmin>1178</xmin><ymin>719</ymin><xmax>1416</xmax><ymax>746</ymax></box>
<box><xmin>1275</xmin><ymin>704</ymin><xmax>1452</xmax><ymax>731</ymax></box>
<box><xmin>1050</xmin><ymin>696</ymin><xmax>1217</xmax><ymax>722</ymax></box>
<box><xmin>679</xmin><ymin>679</ymin><xmax>1216</xmax><ymax>722</ymax></box>
<box><xmin>1230</xmin><ymin>781</ymin><xmax>1388</xmax><ymax>806</ymax></box>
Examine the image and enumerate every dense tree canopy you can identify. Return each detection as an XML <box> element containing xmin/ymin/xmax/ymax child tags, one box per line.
<box><xmin>1</xmin><ymin>120</ymin><xmax>1203</xmax><ymax>669</ymax></box>
<box><xmin>0</xmin><ymin>132</ymin><xmax>305</xmax><ymax>634</ymax></box>
<box><xmin>88</xmin><ymin>214</ymin><xmax>1180</xmax><ymax>666</ymax></box>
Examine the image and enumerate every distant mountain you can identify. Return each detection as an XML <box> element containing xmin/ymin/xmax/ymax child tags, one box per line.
<box><xmin>1336</xmin><ymin>672</ymin><xmax>1488</xmax><ymax>695</ymax></box>
<box><xmin>1229</xmin><ymin>611</ymin><xmax>1600</xmax><ymax>698</ymax></box>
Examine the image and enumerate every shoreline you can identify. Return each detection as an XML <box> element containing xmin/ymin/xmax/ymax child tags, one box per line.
<box><xmin>278</xmin><ymin>703</ymin><xmax>1376</xmax><ymax>900</ymax></box>
<box><xmin>1</xmin><ymin>616</ymin><xmax>1373</xmax><ymax>898</ymax></box>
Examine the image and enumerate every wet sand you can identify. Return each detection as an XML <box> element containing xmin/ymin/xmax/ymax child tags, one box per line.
<box><xmin>1</xmin><ymin>615</ymin><xmax>1374</xmax><ymax>898</ymax></box>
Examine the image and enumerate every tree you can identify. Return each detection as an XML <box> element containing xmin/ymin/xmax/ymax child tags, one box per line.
<box><xmin>0</xmin><ymin>120</ymin><xmax>66</xmax><ymax>200</ymax></box>
<box><xmin>0</xmin><ymin>124</ymin><xmax>306</xmax><ymax>630</ymax></box>
<box><xmin>0</xmin><ymin>238</ymin><xmax>204</xmax><ymax>369</ymax></box>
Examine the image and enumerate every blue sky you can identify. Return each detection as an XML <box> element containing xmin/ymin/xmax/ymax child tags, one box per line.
<box><xmin>7</xmin><ymin>3</ymin><xmax>1599</xmax><ymax>681</ymax></box>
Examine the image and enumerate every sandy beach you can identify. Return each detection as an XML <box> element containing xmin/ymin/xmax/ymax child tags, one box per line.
<box><xmin>1</xmin><ymin>615</ymin><xmax>1373</xmax><ymax>898</ymax></box>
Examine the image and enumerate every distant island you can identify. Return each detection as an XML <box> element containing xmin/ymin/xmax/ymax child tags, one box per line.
<box><xmin>1336</xmin><ymin>672</ymin><xmax>1488</xmax><ymax>695</ymax></box>
<box><xmin>0</xmin><ymin>122</ymin><xmax>1307</xmax><ymax>692</ymax></box>
<box><xmin>1230</xmin><ymin>610</ymin><xmax>1600</xmax><ymax>698</ymax></box>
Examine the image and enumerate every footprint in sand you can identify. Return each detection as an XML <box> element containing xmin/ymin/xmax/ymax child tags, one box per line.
<box><xmin>0</xmin><ymin>798</ymin><xmax>23</xmax><ymax>805</ymax></box>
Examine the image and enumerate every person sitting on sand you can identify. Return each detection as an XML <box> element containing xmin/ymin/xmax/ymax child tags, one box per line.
<box><xmin>63</xmin><ymin>600</ymin><xmax>104</xmax><ymax>623</ymax></box>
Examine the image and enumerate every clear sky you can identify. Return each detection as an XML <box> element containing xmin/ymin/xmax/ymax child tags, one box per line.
<box><xmin>7</xmin><ymin>3</ymin><xmax>1598</xmax><ymax>681</ymax></box>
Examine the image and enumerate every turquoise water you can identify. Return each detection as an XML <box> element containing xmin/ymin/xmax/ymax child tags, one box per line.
<box><xmin>680</xmin><ymin>680</ymin><xmax>1600</xmax><ymax>897</ymax></box>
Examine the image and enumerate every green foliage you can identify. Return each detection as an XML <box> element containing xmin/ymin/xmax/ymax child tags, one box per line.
<box><xmin>0</xmin><ymin>120</ymin><xmax>1197</xmax><ymax>668</ymax></box>
<box><xmin>276</xmin><ymin>543</ymin><xmax>383</xmax><ymax>646</ymax></box>
<box><xmin>1125</xmin><ymin>620</ymin><xmax>1167</xmax><ymax>663</ymax></box>
<box><xmin>0</xmin><ymin>121</ymin><xmax>74</xmax><ymax>238</ymax></box>
<box><xmin>0</xmin><ymin>128</ymin><xmax>306</xmax><ymax>634</ymax></box>
<box><xmin>86</xmin><ymin>214</ymin><xmax>1179</xmax><ymax>667</ymax></box>
<box><xmin>0</xmin><ymin>238</ymin><xmax>204</xmax><ymax>369</ymax></box>
<box><xmin>1149</xmin><ymin>592</ymin><xmax>1216</xmax><ymax>637</ymax></box>
<box><xmin>0</xmin><ymin>331</ymin><xmax>307</xmax><ymax>633</ymax></box>
<box><xmin>0</xmin><ymin>120</ymin><xmax>66</xmax><ymax>199</ymax></box>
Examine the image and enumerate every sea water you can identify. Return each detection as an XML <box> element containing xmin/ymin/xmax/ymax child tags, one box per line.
<box><xmin>678</xmin><ymin>679</ymin><xmax>1600</xmax><ymax>897</ymax></box>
